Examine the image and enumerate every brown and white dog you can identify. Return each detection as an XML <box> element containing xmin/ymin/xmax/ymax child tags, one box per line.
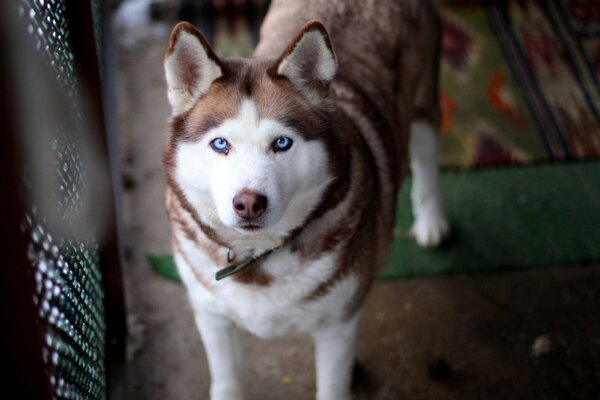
<box><xmin>163</xmin><ymin>1</ymin><xmax>448</xmax><ymax>399</ymax></box>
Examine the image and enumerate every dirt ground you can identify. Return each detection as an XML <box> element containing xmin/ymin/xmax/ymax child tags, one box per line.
<box><xmin>117</xmin><ymin>39</ymin><xmax>600</xmax><ymax>400</ymax></box>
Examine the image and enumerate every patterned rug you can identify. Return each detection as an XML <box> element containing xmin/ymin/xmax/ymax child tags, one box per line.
<box><xmin>439</xmin><ymin>0</ymin><xmax>600</xmax><ymax>168</ymax></box>
<box><xmin>181</xmin><ymin>0</ymin><xmax>600</xmax><ymax>169</ymax></box>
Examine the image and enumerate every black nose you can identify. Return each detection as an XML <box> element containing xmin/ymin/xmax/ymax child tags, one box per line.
<box><xmin>232</xmin><ymin>190</ymin><xmax>268</xmax><ymax>220</ymax></box>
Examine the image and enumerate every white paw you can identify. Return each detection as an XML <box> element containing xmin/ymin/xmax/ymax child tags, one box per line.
<box><xmin>210</xmin><ymin>384</ymin><xmax>243</xmax><ymax>400</ymax></box>
<box><xmin>317</xmin><ymin>391</ymin><xmax>352</xmax><ymax>400</ymax></box>
<box><xmin>410</xmin><ymin>213</ymin><xmax>449</xmax><ymax>248</ymax></box>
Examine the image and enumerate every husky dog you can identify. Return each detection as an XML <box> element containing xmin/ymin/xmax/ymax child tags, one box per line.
<box><xmin>163</xmin><ymin>1</ymin><xmax>448</xmax><ymax>398</ymax></box>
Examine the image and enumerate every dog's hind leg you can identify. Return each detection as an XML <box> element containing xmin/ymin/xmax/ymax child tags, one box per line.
<box><xmin>409</xmin><ymin>121</ymin><xmax>449</xmax><ymax>247</ymax></box>
<box><xmin>194</xmin><ymin>310</ymin><xmax>244</xmax><ymax>400</ymax></box>
<box><xmin>406</xmin><ymin>7</ymin><xmax>449</xmax><ymax>248</ymax></box>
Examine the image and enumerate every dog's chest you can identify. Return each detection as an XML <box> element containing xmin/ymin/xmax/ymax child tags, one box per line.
<box><xmin>177</xmin><ymin>237</ymin><xmax>357</xmax><ymax>338</ymax></box>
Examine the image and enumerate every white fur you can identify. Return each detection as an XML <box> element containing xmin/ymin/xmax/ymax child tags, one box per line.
<box><xmin>175</xmin><ymin>99</ymin><xmax>332</xmax><ymax>252</ymax></box>
<box><xmin>409</xmin><ymin>121</ymin><xmax>449</xmax><ymax>247</ymax></box>
<box><xmin>180</xmin><ymin>235</ymin><xmax>358</xmax><ymax>337</ymax></box>
<box><xmin>164</xmin><ymin>31</ymin><xmax>222</xmax><ymax>114</ymax></box>
<box><xmin>277</xmin><ymin>30</ymin><xmax>337</xmax><ymax>104</ymax></box>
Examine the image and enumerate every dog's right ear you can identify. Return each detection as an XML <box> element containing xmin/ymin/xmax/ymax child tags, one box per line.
<box><xmin>164</xmin><ymin>22</ymin><xmax>223</xmax><ymax>115</ymax></box>
<box><xmin>272</xmin><ymin>20</ymin><xmax>337</xmax><ymax>105</ymax></box>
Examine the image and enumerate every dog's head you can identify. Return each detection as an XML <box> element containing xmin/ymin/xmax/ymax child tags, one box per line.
<box><xmin>164</xmin><ymin>21</ymin><xmax>345</xmax><ymax>242</ymax></box>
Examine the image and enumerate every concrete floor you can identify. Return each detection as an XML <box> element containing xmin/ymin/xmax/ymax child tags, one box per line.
<box><xmin>117</xmin><ymin>39</ymin><xmax>600</xmax><ymax>400</ymax></box>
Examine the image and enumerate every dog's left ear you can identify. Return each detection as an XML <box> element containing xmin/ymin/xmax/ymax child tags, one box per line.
<box><xmin>272</xmin><ymin>20</ymin><xmax>337</xmax><ymax>103</ymax></box>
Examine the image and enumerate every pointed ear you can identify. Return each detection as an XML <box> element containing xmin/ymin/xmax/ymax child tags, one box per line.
<box><xmin>164</xmin><ymin>22</ymin><xmax>223</xmax><ymax>114</ymax></box>
<box><xmin>273</xmin><ymin>20</ymin><xmax>337</xmax><ymax>103</ymax></box>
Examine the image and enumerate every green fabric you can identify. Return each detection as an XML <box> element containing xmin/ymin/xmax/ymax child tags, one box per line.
<box><xmin>148</xmin><ymin>254</ymin><xmax>181</xmax><ymax>283</ymax></box>
<box><xmin>382</xmin><ymin>162</ymin><xmax>600</xmax><ymax>278</ymax></box>
<box><xmin>149</xmin><ymin>162</ymin><xmax>600</xmax><ymax>282</ymax></box>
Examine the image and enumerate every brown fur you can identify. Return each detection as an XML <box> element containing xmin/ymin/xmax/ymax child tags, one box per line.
<box><xmin>166</xmin><ymin>189</ymin><xmax>223</xmax><ymax>266</ymax></box>
<box><xmin>172</xmin><ymin>235</ymin><xmax>215</xmax><ymax>291</ymax></box>
<box><xmin>268</xmin><ymin>20</ymin><xmax>337</xmax><ymax>97</ymax></box>
<box><xmin>230</xmin><ymin>262</ymin><xmax>273</xmax><ymax>286</ymax></box>
<box><xmin>165</xmin><ymin>22</ymin><xmax>222</xmax><ymax>66</ymax></box>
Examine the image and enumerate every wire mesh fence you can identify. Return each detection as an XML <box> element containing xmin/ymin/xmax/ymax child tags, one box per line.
<box><xmin>1</xmin><ymin>1</ymin><xmax>125</xmax><ymax>399</ymax></box>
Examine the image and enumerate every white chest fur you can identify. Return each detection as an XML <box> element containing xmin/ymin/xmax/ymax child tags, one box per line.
<box><xmin>175</xmin><ymin>232</ymin><xmax>357</xmax><ymax>338</ymax></box>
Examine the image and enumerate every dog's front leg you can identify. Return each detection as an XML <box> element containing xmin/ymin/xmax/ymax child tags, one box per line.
<box><xmin>194</xmin><ymin>310</ymin><xmax>244</xmax><ymax>400</ymax></box>
<box><xmin>312</xmin><ymin>313</ymin><xmax>361</xmax><ymax>400</ymax></box>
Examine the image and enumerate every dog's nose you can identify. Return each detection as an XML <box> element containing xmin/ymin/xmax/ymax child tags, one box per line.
<box><xmin>232</xmin><ymin>190</ymin><xmax>268</xmax><ymax>220</ymax></box>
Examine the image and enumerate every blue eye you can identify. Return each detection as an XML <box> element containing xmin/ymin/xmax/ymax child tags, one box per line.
<box><xmin>273</xmin><ymin>136</ymin><xmax>293</xmax><ymax>152</ymax></box>
<box><xmin>210</xmin><ymin>137</ymin><xmax>230</xmax><ymax>154</ymax></box>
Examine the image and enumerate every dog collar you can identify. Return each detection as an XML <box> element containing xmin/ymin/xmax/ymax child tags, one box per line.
<box><xmin>215</xmin><ymin>247</ymin><xmax>280</xmax><ymax>281</ymax></box>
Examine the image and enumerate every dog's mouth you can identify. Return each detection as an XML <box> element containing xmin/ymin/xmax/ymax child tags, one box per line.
<box><xmin>239</xmin><ymin>224</ymin><xmax>263</xmax><ymax>232</ymax></box>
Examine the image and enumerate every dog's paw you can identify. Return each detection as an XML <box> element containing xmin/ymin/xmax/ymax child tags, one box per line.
<box><xmin>410</xmin><ymin>213</ymin><xmax>449</xmax><ymax>248</ymax></box>
<box><xmin>317</xmin><ymin>391</ymin><xmax>352</xmax><ymax>400</ymax></box>
<box><xmin>210</xmin><ymin>384</ymin><xmax>244</xmax><ymax>400</ymax></box>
